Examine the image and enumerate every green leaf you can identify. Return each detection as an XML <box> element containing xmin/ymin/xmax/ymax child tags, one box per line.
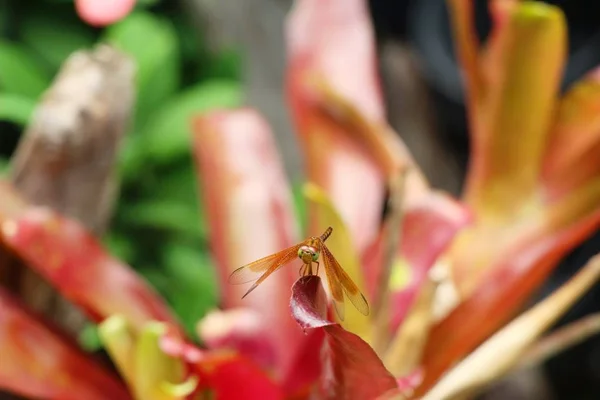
<box><xmin>103</xmin><ymin>232</ymin><xmax>137</xmax><ymax>263</ymax></box>
<box><xmin>0</xmin><ymin>157</ymin><xmax>11</xmax><ymax>176</ymax></box>
<box><xmin>162</xmin><ymin>244</ymin><xmax>218</xmax><ymax>338</ymax></box>
<box><xmin>119</xmin><ymin>199</ymin><xmax>203</xmax><ymax>239</ymax></box>
<box><xmin>104</xmin><ymin>11</ymin><xmax>180</xmax><ymax>124</ymax></box>
<box><xmin>133</xmin><ymin>322</ymin><xmax>189</xmax><ymax>400</ymax></box>
<box><xmin>0</xmin><ymin>39</ymin><xmax>50</xmax><ymax>98</ymax></box>
<box><xmin>140</xmin><ymin>80</ymin><xmax>242</xmax><ymax>164</ymax></box>
<box><xmin>19</xmin><ymin>13</ymin><xmax>96</xmax><ymax>71</ymax></box>
<box><xmin>137</xmin><ymin>266</ymin><xmax>171</xmax><ymax>296</ymax></box>
<box><xmin>204</xmin><ymin>48</ymin><xmax>242</xmax><ymax>80</ymax></box>
<box><xmin>78</xmin><ymin>323</ymin><xmax>103</xmax><ymax>352</ymax></box>
<box><xmin>136</xmin><ymin>0</ymin><xmax>162</xmax><ymax>7</ymax></box>
<box><xmin>0</xmin><ymin>94</ymin><xmax>36</xmax><ymax>125</ymax></box>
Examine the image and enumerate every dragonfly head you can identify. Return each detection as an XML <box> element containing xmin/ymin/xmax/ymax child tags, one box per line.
<box><xmin>298</xmin><ymin>245</ymin><xmax>319</xmax><ymax>263</ymax></box>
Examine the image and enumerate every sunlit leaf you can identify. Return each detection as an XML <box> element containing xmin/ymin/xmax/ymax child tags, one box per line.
<box><xmin>303</xmin><ymin>182</ymin><xmax>371</xmax><ymax>340</ymax></box>
<box><xmin>133</xmin><ymin>322</ymin><xmax>191</xmax><ymax>400</ymax></box>
<box><xmin>463</xmin><ymin>1</ymin><xmax>566</xmax><ymax>222</ymax></box>
<box><xmin>99</xmin><ymin>315</ymin><xmax>136</xmax><ymax>386</ymax></box>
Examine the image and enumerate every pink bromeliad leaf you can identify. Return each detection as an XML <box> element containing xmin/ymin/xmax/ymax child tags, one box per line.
<box><xmin>285</xmin><ymin>0</ymin><xmax>388</xmax><ymax>257</ymax></box>
<box><xmin>192</xmin><ymin>108</ymin><xmax>315</xmax><ymax>385</ymax></box>
<box><xmin>0</xmin><ymin>288</ymin><xmax>130</xmax><ymax>400</ymax></box>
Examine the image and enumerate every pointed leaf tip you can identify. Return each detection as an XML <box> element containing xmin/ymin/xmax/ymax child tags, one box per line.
<box><xmin>289</xmin><ymin>276</ymin><xmax>397</xmax><ymax>400</ymax></box>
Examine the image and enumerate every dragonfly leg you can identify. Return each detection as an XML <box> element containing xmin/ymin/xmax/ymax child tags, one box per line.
<box><xmin>299</xmin><ymin>264</ymin><xmax>306</xmax><ymax>277</ymax></box>
<box><xmin>314</xmin><ymin>261</ymin><xmax>320</xmax><ymax>276</ymax></box>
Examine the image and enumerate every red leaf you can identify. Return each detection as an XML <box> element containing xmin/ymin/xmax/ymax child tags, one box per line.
<box><xmin>290</xmin><ymin>276</ymin><xmax>397</xmax><ymax>399</ymax></box>
<box><xmin>414</xmin><ymin>207</ymin><xmax>600</xmax><ymax>396</ymax></box>
<box><xmin>0</xmin><ymin>207</ymin><xmax>182</xmax><ymax>335</ymax></box>
<box><xmin>0</xmin><ymin>288</ymin><xmax>130</xmax><ymax>400</ymax></box>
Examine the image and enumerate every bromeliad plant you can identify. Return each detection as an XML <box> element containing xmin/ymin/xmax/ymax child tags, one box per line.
<box><xmin>3</xmin><ymin>0</ymin><xmax>600</xmax><ymax>400</ymax></box>
<box><xmin>194</xmin><ymin>0</ymin><xmax>600</xmax><ymax>398</ymax></box>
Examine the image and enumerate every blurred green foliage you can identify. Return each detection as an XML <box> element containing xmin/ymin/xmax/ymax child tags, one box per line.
<box><xmin>0</xmin><ymin>0</ymin><xmax>243</xmax><ymax>342</ymax></box>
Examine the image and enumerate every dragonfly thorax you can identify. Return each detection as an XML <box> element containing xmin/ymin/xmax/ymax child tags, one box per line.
<box><xmin>298</xmin><ymin>245</ymin><xmax>319</xmax><ymax>263</ymax></box>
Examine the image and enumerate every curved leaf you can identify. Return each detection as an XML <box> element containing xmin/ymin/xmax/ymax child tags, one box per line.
<box><xmin>160</xmin><ymin>335</ymin><xmax>285</xmax><ymax>400</ymax></box>
<box><xmin>286</xmin><ymin>0</ymin><xmax>390</xmax><ymax>256</ymax></box>
<box><xmin>414</xmin><ymin>208</ymin><xmax>600</xmax><ymax>396</ymax></box>
<box><xmin>290</xmin><ymin>276</ymin><xmax>397</xmax><ymax>400</ymax></box>
<box><xmin>422</xmin><ymin>253</ymin><xmax>600</xmax><ymax>400</ymax></box>
<box><xmin>463</xmin><ymin>1</ymin><xmax>566</xmax><ymax>219</ymax></box>
<box><xmin>0</xmin><ymin>39</ymin><xmax>50</xmax><ymax>98</ymax></box>
<box><xmin>192</xmin><ymin>108</ymin><xmax>307</xmax><ymax>380</ymax></box>
<box><xmin>0</xmin><ymin>206</ymin><xmax>182</xmax><ymax>336</ymax></box>
<box><xmin>0</xmin><ymin>289</ymin><xmax>130</xmax><ymax>400</ymax></box>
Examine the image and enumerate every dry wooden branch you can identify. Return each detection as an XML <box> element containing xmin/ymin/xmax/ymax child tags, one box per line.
<box><xmin>5</xmin><ymin>44</ymin><xmax>135</xmax><ymax>334</ymax></box>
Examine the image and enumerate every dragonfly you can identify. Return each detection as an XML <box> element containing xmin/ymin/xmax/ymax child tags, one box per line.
<box><xmin>228</xmin><ymin>226</ymin><xmax>369</xmax><ymax>320</ymax></box>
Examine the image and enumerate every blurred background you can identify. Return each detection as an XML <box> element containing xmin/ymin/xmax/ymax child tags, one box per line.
<box><xmin>1</xmin><ymin>0</ymin><xmax>599</xmax><ymax>398</ymax></box>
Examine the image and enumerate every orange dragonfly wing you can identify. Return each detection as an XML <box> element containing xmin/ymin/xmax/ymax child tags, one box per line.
<box><xmin>322</xmin><ymin>245</ymin><xmax>370</xmax><ymax>317</ymax></box>
<box><xmin>228</xmin><ymin>243</ymin><xmax>303</xmax><ymax>298</ymax></box>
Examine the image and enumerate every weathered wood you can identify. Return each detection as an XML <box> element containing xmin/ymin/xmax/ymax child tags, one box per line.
<box><xmin>5</xmin><ymin>44</ymin><xmax>135</xmax><ymax>334</ymax></box>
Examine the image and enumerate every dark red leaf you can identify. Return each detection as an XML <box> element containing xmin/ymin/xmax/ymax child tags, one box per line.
<box><xmin>290</xmin><ymin>276</ymin><xmax>397</xmax><ymax>400</ymax></box>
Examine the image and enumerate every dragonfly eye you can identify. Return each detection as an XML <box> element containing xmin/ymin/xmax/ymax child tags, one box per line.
<box><xmin>297</xmin><ymin>248</ymin><xmax>304</xmax><ymax>258</ymax></box>
<box><xmin>311</xmin><ymin>252</ymin><xmax>319</xmax><ymax>262</ymax></box>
